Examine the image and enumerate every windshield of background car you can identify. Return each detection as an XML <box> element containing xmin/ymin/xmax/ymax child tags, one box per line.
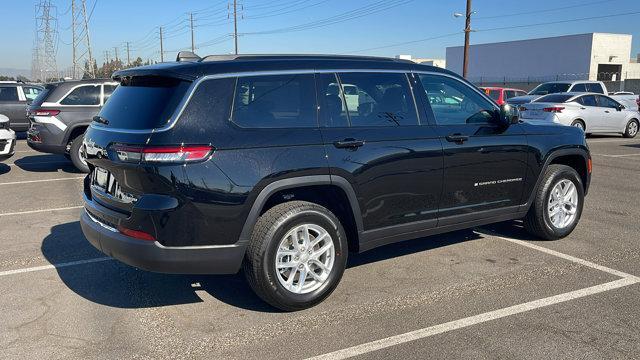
<box><xmin>529</xmin><ymin>83</ymin><xmax>571</xmax><ymax>95</ymax></box>
<box><xmin>96</xmin><ymin>76</ymin><xmax>191</xmax><ymax>130</ymax></box>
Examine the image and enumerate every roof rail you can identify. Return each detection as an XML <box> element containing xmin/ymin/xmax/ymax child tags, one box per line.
<box><xmin>176</xmin><ymin>51</ymin><xmax>201</xmax><ymax>62</ymax></box>
<box><xmin>199</xmin><ymin>53</ymin><xmax>413</xmax><ymax>63</ymax></box>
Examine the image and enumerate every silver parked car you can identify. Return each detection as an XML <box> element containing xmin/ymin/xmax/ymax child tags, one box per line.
<box><xmin>519</xmin><ymin>92</ymin><xmax>639</xmax><ymax>138</ymax></box>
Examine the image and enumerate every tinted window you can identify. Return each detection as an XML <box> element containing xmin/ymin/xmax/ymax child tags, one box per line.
<box><xmin>232</xmin><ymin>74</ymin><xmax>317</xmax><ymax>128</ymax></box>
<box><xmin>577</xmin><ymin>95</ymin><xmax>597</xmax><ymax>107</ymax></box>
<box><xmin>570</xmin><ymin>83</ymin><xmax>588</xmax><ymax>92</ymax></box>
<box><xmin>336</xmin><ymin>72</ymin><xmax>418</xmax><ymax>127</ymax></box>
<box><xmin>317</xmin><ymin>73</ymin><xmax>349</xmax><ymax>127</ymax></box>
<box><xmin>419</xmin><ymin>74</ymin><xmax>495</xmax><ymax>125</ymax></box>
<box><xmin>0</xmin><ymin>86</ymin><xmax>19</xmax><ymax>101</ymax></box>
<box><xmin>516</xmin><ymin>91</ymin><xmax>527</xmax><ymax>97</ymax></box>
<box><xmin>587</xmin><ymin>83</ymin><xmax>605</xmax><ymax>94</ymax></box>
<box><xmin>529</xmin><ymin>83</ymin><xmax>571</xmax><ymax>95</ymax></box>
<box><xmin>22</xmin><ymin>86</ymin><xmax>42</xmax><ymax>101</ymax></box>
<box><xmin>60</xmin><ymin>84</ymin><xmax>100</xmax><ymax>105</ymax></box>
<box><xmin>97</xmin><ymin>76</ymin><xmax>191</xmax><ymax>130</ymax></box>
<box><xmin>597</xmin><ymin>95</ymin><xmax>620</xmax><ymax>108</ymax></box>
<box><xmin>504</xmin><ymin>90</ymin><xmax>517</xmax><ymax>99</ymax></box>
<box><xmin>535</xmin><ymin>94</ymin><xmax>574</xmax><ymax>103</ymax></box>
<box><xmin>487</xmin><ymin>89</ymin><xmax>501</xmax><ymax>100</ymax></box>
<box><xmin>103</xmin><ymin>84</ymin><xmax>117</xmax><ymax>103</ymax></box>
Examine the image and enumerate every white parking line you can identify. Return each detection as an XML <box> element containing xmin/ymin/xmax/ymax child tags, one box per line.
<box><xmin>0</xmin><ymin>205</ymin><xmax>83</xmax><ymax>217</ymax></box>
<box><xmin>0</xmin><ymin>257</ymin><xmax>112</xmax><ymax>277</ymax></box>
<box><xmin>592</xmin><ymin>153</ymin><xmax>640</xmax><ymax>158</ymax></box>
<box><xmin>305</xmin><ymin>235</ymin><xmax>639</xmax><ymax>360</ymax></box>
<box><xmin>305</xmin><ymin>277</ymin><xmax>638</xmax><ymax>360</ymax></box>
<box><xmin>587</xmin><ymin>138</ymin><xmax>637</xmax><ymax>143</ymax></box>
<box><xmin>0</xmin><ymin>177</ymin><xmax>84</xmax><ymax>186</ymax></box>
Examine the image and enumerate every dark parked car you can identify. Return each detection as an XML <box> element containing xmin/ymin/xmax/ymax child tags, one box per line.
<box><xmin>27</xmin><ymin>79</ymin><xmax>118</xmax><ymax>172</ymax></box>
<box><xmin>80</xmin><ymin>53</ymin><xmax>591</xmax><ymax>311</ymax></box>
<box><xmin>0</xmin><ymin>81</ymin><xmax>44</xmax><ymax>131</ymax></box>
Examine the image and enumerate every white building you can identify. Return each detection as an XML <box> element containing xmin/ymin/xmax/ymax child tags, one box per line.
<box><xmin>395</xmin><ymin>55</ymin><xmax>446</xmax><ymax>68</ymax></box>
<box><xmin>446</xmin><ymin>33</ymin><xmax>640</xmax><ymax>81</ymax></box>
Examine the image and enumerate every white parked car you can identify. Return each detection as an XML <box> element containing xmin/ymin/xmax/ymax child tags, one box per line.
<box><xmin>519</xmin><ymin>92</ymin><xmax>639</xmax><ymax>138</ymax></box>
<box><xmin>0</xmin><ymin>114</ymin><xmax>17</xmax><ymax>160</ymax></box>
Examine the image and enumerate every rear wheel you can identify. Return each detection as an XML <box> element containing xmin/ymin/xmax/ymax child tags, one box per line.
<box><xmin>524</xmin><ymin>165</ymin><xmax>584</xmax><ymax>240</ymax></box>
<box><xmin>243</xmin><ymin>201</ymin><xmax>348</xmax><ymax>311</ymax></box>
<box><xmin>571</xmin><ymin>119</ymin><xmax>585</xmax><ymax>132</ymax></box>
<box><xmin>623</xmin><ymin>119</ymin><xmax>638</xmax><ymax>138</ymax></box>
<box><xmin>69</xmin><ymin>133</ymin><xmax>89</xmax><ymax>173</ymax></box>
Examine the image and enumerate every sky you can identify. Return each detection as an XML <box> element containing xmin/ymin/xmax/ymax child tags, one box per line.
<box><xmin>1</xmin><ymin>0</ymin><xmax>639</xmax><ymax>71</ymax></box>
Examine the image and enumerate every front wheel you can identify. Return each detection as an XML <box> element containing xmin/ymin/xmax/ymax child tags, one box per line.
<box><xmin>243</xmin><ymin>201</ymin><xmax>348</xmax><ymax>311</ymax></box>
<box><xmin>69</xmin><ymin>133</ymin><xmax>89</xmax><ymax>173</ymax></box>
<box><xmin>623</xmin><ymin>119</ymin><xmax>638</xmax><ymax>138</ymax></box>
<box><xmin>524</xmin><ymin>165</ymin><xmax>584</xmax><ymax>240</ymax></box>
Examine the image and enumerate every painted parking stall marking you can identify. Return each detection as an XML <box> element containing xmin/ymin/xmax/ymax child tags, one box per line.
<box><xmin>0</xmin><ymin>205</ymin><xmax>83</xmax><ymax>217</ymax></box>
<box><xmin>0</xmin><ymin>176</ymin><xmax>85</xmax><ymax>186</ymax></box>
<box><xmin>305</xmin><ymin>234</ymin><xmax>639</xmax><ymax>360</ymax></box>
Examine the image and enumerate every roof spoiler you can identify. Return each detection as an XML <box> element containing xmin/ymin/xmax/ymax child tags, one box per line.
<box><xmin>176</xmin><ymin>51</ymin><xmax>201</xmax><ymax>62</ymax></box>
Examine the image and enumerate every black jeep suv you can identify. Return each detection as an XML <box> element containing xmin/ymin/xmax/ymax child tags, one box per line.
<box><xmin>80</xmin><ymin>54</ymin><xmax>591</xmax><ymax>311</ymax></box>
<box><xmin>27</xmin><ymin>79</ymin><xmax>118</xmax><ymax>172</ymax></box>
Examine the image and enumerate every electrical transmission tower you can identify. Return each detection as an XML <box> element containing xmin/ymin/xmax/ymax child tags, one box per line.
<box><xmin>34</xmin><ymin>0</ymin><xmax>59</xmax><ymax>82</ymax></box>
<box><xmin>71</xmin><ymin>0</ymin><xmax>95</xmax><ymax>79</ymax></box>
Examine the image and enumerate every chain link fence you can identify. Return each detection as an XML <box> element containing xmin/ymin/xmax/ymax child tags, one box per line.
<box><xmin>470</xmin><ymin>72</ymin><xmax>640</xmax><ymax>93</ymax></box>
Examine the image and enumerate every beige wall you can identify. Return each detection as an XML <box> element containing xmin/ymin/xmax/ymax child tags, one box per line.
<box><xmin>589</xmin><ymin>33</ymin><xmax>633</xmax><ymax>80</ymax></box>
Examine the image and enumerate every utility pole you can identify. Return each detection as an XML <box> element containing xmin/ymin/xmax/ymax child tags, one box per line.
<box><xmin>233</xmin><ymin>0</ymin><xmax>238</xmax><ymax>54</ymax></box>
<box><xmin>34</xmin><ymin>1</ymin><xmax>59</xmax><ymax>81</ymax></box>
<box><xmin>126</xmin><ymin>42</ymin><xmax>131</xmax><ymax>65</ymax></box>
<box><xmin>71</xmin><ymin>0</ymin><xmax>77</xmax><ymax>78</ymax></box>
<box><xmin>113</xmin><ymin>47</ymin><xmax>119</xmax><ymax>62</ymax></box>
<box><xmin>462</xmin><ymin>0</ymin><xmax>472</xmax><ymax>79</ymax></box>
<box><xmin>190</xmin><ymin>13</ymin><xmax>195</xmax><ymax>52</ymax></box>
<box><xmin>159</xmin><ymin>27</ymin><xmax>164</xmax><ymax>62</ymax></box>
<box><xmin>80</xmin><ymin>0</ymin><xmax>95</xmax><ymax>78</ymax></box>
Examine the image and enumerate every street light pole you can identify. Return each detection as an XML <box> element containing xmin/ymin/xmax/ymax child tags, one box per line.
<box><xmin>462</xmin><ymin>0</ymin><xmax>472</xmax><ymax>79</ymax></box>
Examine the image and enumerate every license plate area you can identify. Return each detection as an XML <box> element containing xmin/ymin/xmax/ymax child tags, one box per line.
<box><xmin>92</xmin><ymin>167</ymin><xmax>111</xmax><ymax>192</ymax></box>
<box><xmin>91</xmin><ymin>167</ymin><xmax>137</xmax><ymax>205</ymax></box>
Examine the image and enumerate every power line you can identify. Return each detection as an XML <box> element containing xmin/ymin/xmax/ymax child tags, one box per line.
<box><xmin>474</xmin><ymin>0</ymin><xmax>621</xmax><ymax>20</ymax></box>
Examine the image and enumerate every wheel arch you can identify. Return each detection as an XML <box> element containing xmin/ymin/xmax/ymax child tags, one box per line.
<box><xmin>63</xmin><ymin>123</ymin><xmax>89</xmax><ymax>145</ymax></box>
<box><xmin>239</xmin><ymin>175</ymin><xmax>363</xmax><ymax>252</ymax></box>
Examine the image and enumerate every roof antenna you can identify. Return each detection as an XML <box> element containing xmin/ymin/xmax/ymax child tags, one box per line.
<box><xmin>176</xmin><ymin>51</ymin><xmax>201</xmax><ymax>62</ymax></box>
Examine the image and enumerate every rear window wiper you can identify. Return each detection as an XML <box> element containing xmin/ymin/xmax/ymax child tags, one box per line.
<box><xmin>92</xmin><ymin>115</ymin><xmax>109</xmax><ymax>125</ymax></box>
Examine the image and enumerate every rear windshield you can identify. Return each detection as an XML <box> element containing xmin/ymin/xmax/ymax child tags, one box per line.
<box><xmin>30</xmin><ymin>84</ymin><xmax>56</xmax><ymax>107</ymax></box>
<box><xmin>529</xmin><ymin>83</ymin><xmax>571</xmax><ymax>95</ymax></box>
<box><xmin>534</xmin><ymin>94</ymin><xmax>574</xmax><ymax>103</ymax></box>
<box><xmin>97</xmin><ymin>76</ymin><xmax>191</xmax><ymax>130</ymax></box>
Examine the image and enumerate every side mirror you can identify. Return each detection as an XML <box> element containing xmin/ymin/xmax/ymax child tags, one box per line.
<box><xmin>618</xmin><ymin>104</ymin><xmax>625</xmax><ymax>111</ymax></box>
<box><xmin>498</xmin><ymin>104</ymin><xmax>519</xmax><ymax>125</ymax></box>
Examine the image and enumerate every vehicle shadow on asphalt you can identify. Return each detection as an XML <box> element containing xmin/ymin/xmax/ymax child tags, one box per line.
<box><xmin>14</xmin><ymin>154</ymin><xmax>81</xmax><ymax>173</ymax></box>
<box><xmin>42</xmin><ymin>222</ymin><xmax>491</xmax><ymax>312</ymax></box>
<box><xmin>41</xmin><ymin>221</ymin><xmax>278</xmax><ymax>312</ymax></box>
<box><xmin>0</xmin><ymin>163</ymin><xmax>10</xmax><ymax>175</ymax></box>
<box><xmin>477</xmin><ymin>220</ymin><xmax>543</xmax><ymax>241</ymax></box>
<box><xmin>623</xmin><ymin>143</ymin><xmax>640</xmax><ymax>149</ymax></box>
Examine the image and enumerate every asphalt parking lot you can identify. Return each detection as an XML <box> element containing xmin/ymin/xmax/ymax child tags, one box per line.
<box><xmin>1</xmin><ymin>135</ymin><xmax>639</xmax><ymax>360</ymax></box>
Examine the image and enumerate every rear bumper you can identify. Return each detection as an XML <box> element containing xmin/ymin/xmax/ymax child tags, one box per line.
<box><xmin>27</xmin><ymin>123</ymin><xmax>67</xmax><ymax>154</ymax></box>
<box><xmin>81</xmin><ymin>199</ymin><xmax>248</xmax><ymax>275</ymax></box>
<box><xmin>0</xmin><ymin>129</ymin><xmax>16</xmax><ymax>160</ymax></box>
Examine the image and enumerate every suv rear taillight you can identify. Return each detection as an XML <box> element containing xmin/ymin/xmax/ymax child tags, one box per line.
<box><xmin>33</xmin><ymin>109</ymin><xmax>60</xmax><ymax>116</ymax></box>
<box><xmin>543</xmin><ymin>107</ymin><xmax>564</xmax><ymax>113</ymax></box>
<box><xmin>112</xmin><ymin>145</ymin><xmax>214</xmax><ymax>164</ymax></box>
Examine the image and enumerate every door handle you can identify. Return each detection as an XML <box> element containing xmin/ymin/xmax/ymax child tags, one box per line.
<box><xmin>580</xmin><ymin>107</ymin><xmax>586</xmax><ymax>110</ymax></box>
<box><xmin>445</xmin><ymin>134</ymin><xmax>469</xmax><ymax>144</ymax></box>
<box><xmin>334</xmin><ymin>138</ymin><xmax>365</xmax><ymax>149</ymax></box>
<box><xmin>605</xmin><ymin>110</ymin><xmax>610</xmax><ymax>113</ymax></box>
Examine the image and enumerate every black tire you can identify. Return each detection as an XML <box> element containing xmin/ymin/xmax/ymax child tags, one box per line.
<box><xmin>243</xmin><ymin>201</ymin><xmax>348</xmax><ymax>311</ymax></box>
<box><xmin>571</xmin><ymin>119</ymin><xmax>585</xmax><ymax>132</ymax></box>
<box><xmin>524</xmin><ymin>165</ymin><xmax>584</xmax><ymax>240</ymax></box>
<box><xmin>69</xmin><ymin>133</ymin><xmax>89</xmax><ymax>173</ymax></box>
<box><xmin>623</xmin><ymin>119</ymin><xmax>639</xmax><ymax>138</ymax></box>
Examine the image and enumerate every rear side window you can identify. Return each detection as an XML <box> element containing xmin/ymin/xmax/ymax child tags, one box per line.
<box><xmin>232</xmin><ymin>74</ymin><xmax>317</xmax><ymax>128</ymax></box>
<box><xmin>0</xmin><ymin>87</ymin><xmax>19</xmax><ymax>101</ymax></box>
<box><xmin>577</xmin><ymin>95</ymin><xmax>598</xmax><ymax>106</ymax></box>
<box><xmin>97</xmin><ymin>76</ymin><xmax>191</xmax><ymax>130</ymax></box>
<box><xmin>336</xmin><ymin>72</ymin><xmax>418</xmax><ymax>127</ymax></box>
<box><xmin>487</xmin><ymin>89</ymin><xmax>501</xmax><ymax>101</ymax></box>
<box><xmin>22</xmin><ymin>86</ymin><xmax>42</xmax><ymax>101</ymax></box>
<box><xmin>103</xmin><ymin>84</ymin><xmax>117</xmax><ymax>103</ymax></box>
<box><xmin>587</xmin><ymin>83</ymin><xmax>605</xmax><ymax>94</ymax></box>
<box><xmin>60</xmin><ymin>84</ymin><xmax>100</xmax><ymax>105</ymax></box>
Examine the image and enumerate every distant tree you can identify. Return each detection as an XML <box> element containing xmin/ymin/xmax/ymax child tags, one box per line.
<box><xmin>0</xmin><ymin>75</ymin><xmax>15</xmax><ymax>81</ymax></box>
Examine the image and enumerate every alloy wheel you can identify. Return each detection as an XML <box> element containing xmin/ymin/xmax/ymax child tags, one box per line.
<box><xmin>547</xmin><ymin>179</ymin><xmax>578</xmax><ymax>229</ymax></box>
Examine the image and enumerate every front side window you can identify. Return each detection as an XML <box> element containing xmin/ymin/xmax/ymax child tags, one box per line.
<box><xmin>60</xmin><ymin>84</ymin><xmax>100</xmax><ymax>105</ymax></box>
<box><xmin>504</xmin><ymin>90</ymin><xmax>517</xmax><ymax>99</ymax></box>
<box><xmin>232</xmin><ymin>74</ymin><xmax>317</xmax><ymax>128</ymax></box>
<box><xmin>22</xmin><ymin>86</ymin><xmax>42</xmax><ymax>101</ymax></box>
<box><xmin>587</xmin><ymin>83</ymin><xmax>605</xmax><ymax>94</ymax></box>
<box><xmin>418</xmin><ymin>74</ymin><xmax>495</xmax><ymax>125</ymax></box>
<box><xmin>0</xmin><ymin>86</ymin><xmax>19</xmax><ymax>101</ymax></box>
<box><xmin>577</xmin><ymin>95</ymin><xmax>597</xmax><ymax>107</ymax></box>
<box><xmin>597</xmin><ymin>95</ymin><xmax>620</xmax><ymax>108</ymax></box>
<box><xmin>336</xmin><ymin>72</ymin><xmax>418</xmax><ymax>127</ymax></box>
